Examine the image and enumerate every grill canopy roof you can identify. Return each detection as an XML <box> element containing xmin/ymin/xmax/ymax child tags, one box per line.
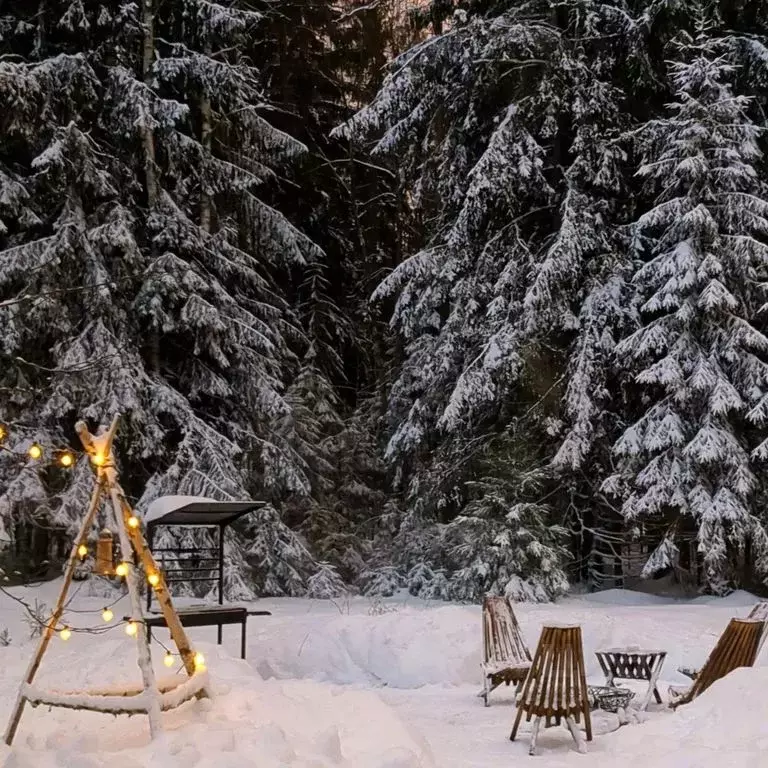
<box><xmin>144</xmin><ymin>495</ymin><xmax>265</xmax><ymax>527</ymax></box>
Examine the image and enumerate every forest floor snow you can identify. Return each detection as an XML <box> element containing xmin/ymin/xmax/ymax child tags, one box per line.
<box><xmin>0</xmin><ymin>580</ymin><xmax>765</xmax><ymax>767</ymax></box>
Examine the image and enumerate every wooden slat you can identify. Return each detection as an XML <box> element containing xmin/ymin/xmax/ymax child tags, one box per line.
<box><xmin>574</xmin><ymin>626</ymin><xmax>592</xmax><ymax>741</ymax></box>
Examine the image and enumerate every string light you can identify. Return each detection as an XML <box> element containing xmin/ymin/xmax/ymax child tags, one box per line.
<box><xmin>77</xmin><ymin>544</ymin><xmax>88</xmax><ymax>559</ymax></box>
<box><xmin>0</xmin><ymin>426</ymin><xmax>82</xmax><ymax>466</ymax></box>
<box><xmin>59</xmin><ymin>627</ymin><xmax>71</xmax><ymax>641</ymax></box>
<box><xmin>91</xmin><ymin>452</ymin><xmax>106</xmax><ymax>466</ymax></box>
<box><xmin>102</xmin><ymin>607</ymin><xmax>113</xmax><ymax>622</ymax></box>
<box><xmin>125</xmin><ymin>621</ymin><xmax>138</xmax><ymax>637</ymax></box>
<box><xmin>127</xmin><ymin>515</ymin><xmax>140</xmax><ymax>529</ymax></box>
<box><xmin>147</xmin><ymin>572</ymin><xmax>160</xmax><ymax>587</ymax></box>
<box><xmin>164</xmin><ymin>651</ymin><xmax>175</xmax><ymax>668</ymax></box>
<box><xmin>115</xmin><ymin>562</ymin><xmax>129</xmax><ymax>577</ymax></box>
<box><xmin>194</xmin><ymin>652</ymin><xmax>205</xmax><ymax>670</ymax></box>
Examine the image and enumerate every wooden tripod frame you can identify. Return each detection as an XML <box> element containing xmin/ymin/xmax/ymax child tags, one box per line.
<box><xmin>3</xmin><ymin>416</ymin><xmax>212</xmax><ymax>746</ymax></box>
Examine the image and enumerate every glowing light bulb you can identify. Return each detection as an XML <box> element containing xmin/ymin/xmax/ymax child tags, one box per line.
<box><xmin>127</xmin><ymin>516</ymin><xmax>140</xmax><ymax>529</ymax></box>
<box><xmin>91</xmin><ymin>452</ymin><xmax>105</xmax><ymax>466</ymax></box>
<box><xmin>115</xmin><ymin>562</ymin><xmax>129</xmax><ymax>577</ymax></box>
<box><xmin>147</xmin><ymin>572</ymin><xmax>160</xmax><ymax>587</ymax></box>
<box><xmin>28</xmin><ymin>444</ymin><xmax>42</xmax><ymax>460</ymax></box>
<box><xmin>194</xmin><ymin>652</ymin><xmax>205</xmax><ymax>669</ymax></box>
<box><xmin>102</xmin><ymin>607</ymin><xmax>113</xmax><ymax>622</ymax></box>
<box><xmin>59</xmin><ymin>452</ymin><xmax>74</xmax><ymax>468</ymax></box>
<box><xmin>125</xmin><ymin>621</ymin><xmax>138</xmax><ymax>637</ymax></box>
<box><xmin>60</xmin><ymin>627</ymin><xmax>71</xmax><ymax>641</ymax></box>
<box><xmin>77</xmin><ymin>544</ymin><xmax>88</xmax><ymax>559</ymax></box>
<box><xmin>164</xmin><ymin>652</ymin><xmax>175</xmax><ymax>668</ymax></box>
<box><xmin>0</xmin><ymin>424</ymin><xmax>7</xmax><ymax>441</ymax></box>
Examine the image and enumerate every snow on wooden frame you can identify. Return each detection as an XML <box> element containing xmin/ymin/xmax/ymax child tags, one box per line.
<box><xmin>22</xmin><ymin>671</ymin><xmax>210</xmax><ymax>715</ymax></box>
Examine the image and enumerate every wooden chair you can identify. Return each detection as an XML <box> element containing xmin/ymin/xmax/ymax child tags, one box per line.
<box><xmin>678</xmin><ymin>601</ymin><xmax>768</xmax><ymax>680</ymax></box>
<box><xmin>479</xmin><ymin>596</ymin><xmax>532</xmax><ymax>706</ymax></box>
<box><xmin>510</xmin><ymin>624</ymin><xmax>592</xmax><ymax>755</ymax></box>
<box><xmin>670</xmin><ymin>617</ymin><xmax>764</xmax><ymax>708</ymax></box>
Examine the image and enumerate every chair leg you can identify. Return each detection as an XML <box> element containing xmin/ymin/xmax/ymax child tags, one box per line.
<box><xmin>565</xmin><ymin>716</ymin><xmax>586</xmax><ymax>754</ymax></box>
<box><xmin>510</xmin><ymin>703</ymin><xmax>525</xmax><ymax>741</ymax></box>
<box><xmin>528</xmin><ymin>717</ymin><xmax>542</xmax><ymax>756</ymax></box>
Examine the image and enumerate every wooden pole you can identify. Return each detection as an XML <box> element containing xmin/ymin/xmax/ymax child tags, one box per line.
<box><xmin>105</xmin><ymin>475</ymin><xmax>162</xmax><ymax>738</ymax></box>
<box><xmin>118</xmin><ymin>496</ymin><xmax>198</xmax><ymax>675</ymax></box>
<box><xmin>4</xmin><ymin>476</ymin><xmax>105</xmax><ymax>745</ymax></box>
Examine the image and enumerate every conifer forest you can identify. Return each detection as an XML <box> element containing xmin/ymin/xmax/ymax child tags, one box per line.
<box><xmin>3</xmin><ymin>0</ymin><xmax>768</xmax><ymax>602</ymax></box>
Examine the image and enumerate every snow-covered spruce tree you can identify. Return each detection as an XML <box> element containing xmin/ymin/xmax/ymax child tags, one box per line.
<box><xmin>251</xmin><ymin>0</ymin><xmax>409</xmax><ymax>592</ymax></box>
<box><xmin>435</xmin><ymin>431</ymin><xmax>569</xmax><ymax>602</ymax></box>
<box><xmin>0</xmin><ymin>1</ymin><xmax>325</xmax><ymax>594</ymax></box>
<box><xmin>334</xmin><ymin>1</ymin><xmax>647</xmax><ymax>598</ymax></box>
<box><xmin>335</xmin><ymin>6</ymin><xmax>557</xmax><ymax>567</ymax></box>
<box><xmin>605</xmin><ymin>26</ymin><xmax>768</xmax><ymax>594</ymax></box>
<box><xmin>244</xmin><ymin>505</ymin><xmax>324</xmax><ymax>597</ymax></box>
<box><xmin>0</xmin><ymin>8</ymin><xmax>147</xmax><ymax>552</ymax></box>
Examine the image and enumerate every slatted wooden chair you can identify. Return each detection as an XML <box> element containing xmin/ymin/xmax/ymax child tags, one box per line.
<box><xmin>510</xmin><ymin>624</ymin><xmax>592</xmax><ymax>755</ymax></box>
<box><xmin>678</xmin><ymin>601</ymin><xmax>768</xmax><ymax>680</ymax></box>
<box><xmin>479</xmin><ymin>596</ymin><xmax>532</xmax><ymax>706</ymax></box>
<box><xmin>669</xmin><ymin>617</ymin><xmax>764</xmax><ymax>708</ymax></box>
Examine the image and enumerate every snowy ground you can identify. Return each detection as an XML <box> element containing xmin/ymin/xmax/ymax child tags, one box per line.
<box><xmin>0</xmin><ymin>581</ymin><xmax>765</xmax><ymax>767</ymax></box>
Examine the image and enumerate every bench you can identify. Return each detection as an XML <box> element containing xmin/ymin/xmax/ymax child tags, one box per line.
<box><xmin>129</xmin><ymin>606</ymin><xmax>271</xmax><ymax>660</ymax></box>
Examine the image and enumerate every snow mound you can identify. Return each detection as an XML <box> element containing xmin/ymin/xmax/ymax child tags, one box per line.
<box><xmin>0</xmin><ymin>639</ymin><xmax>435</xmax><ymax>768</ymax></box>
<box><xmin>245</xmin><ymin>590</ymin><xmax>768</xmax><ymax>693</ymax></box>
<box><xmin>690</xmin><ymin>589</ymin><xmax>760</xmax><ymax>606</ymax></box>
<box><xmin>576</xmin><ymin>588</ymin><xmax>680</xmax><ymax>606</ymax></box>
<box><xmin>592</xmin><ymin>667</ymin><xmax>768</xmax><ymax>767</ymax></box>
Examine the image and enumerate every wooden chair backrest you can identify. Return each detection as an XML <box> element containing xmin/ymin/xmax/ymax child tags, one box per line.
<box><xmin>747</xmin><ymin>602</ymin><xmax>768</xmax><ymax>622</ymax></box>
<box><xmin>482</xmin><ymin>596</ymin><xmax>531</xmax><ymax>666</ymax></box>
<box><xmin>680</xmin><ymin>618</ymin><xmax>763</xmax><ymax>706</ymax></box>
<box><xmin>515</xmin><ymin>624</ymin><xmax>592</xmax><ymax>737</ymax></box>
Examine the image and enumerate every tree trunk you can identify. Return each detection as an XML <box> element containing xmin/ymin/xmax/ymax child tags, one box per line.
<box><xmin>34</xmin><ymin>0</ymin><xmax>46</xmax><ymax>58</ymax></box>
<box><xmin>141</xmin><ymin>0</ymin><xmax>158</xmax><ymax>208</ymax></box>
<box><xmin>142</xmin><ymin>0</ymin><xmax>161</xmax><ymax>372</ymax></box>
<box><xmin>200</xmin><ymin>88</ymin><xmax>213</xmax><ymax>233</ymax></box>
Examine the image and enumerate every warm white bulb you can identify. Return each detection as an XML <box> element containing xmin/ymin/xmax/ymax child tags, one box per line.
<box><xmin>115</xmin><ymin>562</ymin><xmax>129</xmax><ymax>577</ymax></box>
<box><xmin>102</xmin><ymin>607</ymin><xmax>113</xmax><ymax>623</ymax></box>
<box><xmin>60</xmin><ymin>627</ymin><xmax>71</xmax><ymax>641</ymax></box>
<box><xmin>194</xmin><ymin>652</ymin><xmax>205</xmax><ymax>668</ymax></box>
<box><xmin>77</xmin><ymin>544</ymin><xmax>88</xmax><ymax>558</ymax></box>
<box><xmin>148</xmin><ymin>572</ymin><xmax>160</xmax><ymax>587</ymax></box>
<box><xmin>28</xmin><ymin>444</ymin><xmax>42</xmax><ymax>460</ymax></box>
<box><xmin>125</xmin><ymin>621</ymin><xmax>138</xmax><ymax>637</ymax></box>
<box><xmin>164</xmin><ymin>652</ymin><xmax>175</xmax><ymax>668</ymax></box>
<box><xmin>127</xmin><ymin>515</ymin><xmax>140</xmax><ymax>529</ymax></box>
<box><xmin>91</xmin><ymin>452</ymin><xmax>106</xmax><ymax>466</ymax></box>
